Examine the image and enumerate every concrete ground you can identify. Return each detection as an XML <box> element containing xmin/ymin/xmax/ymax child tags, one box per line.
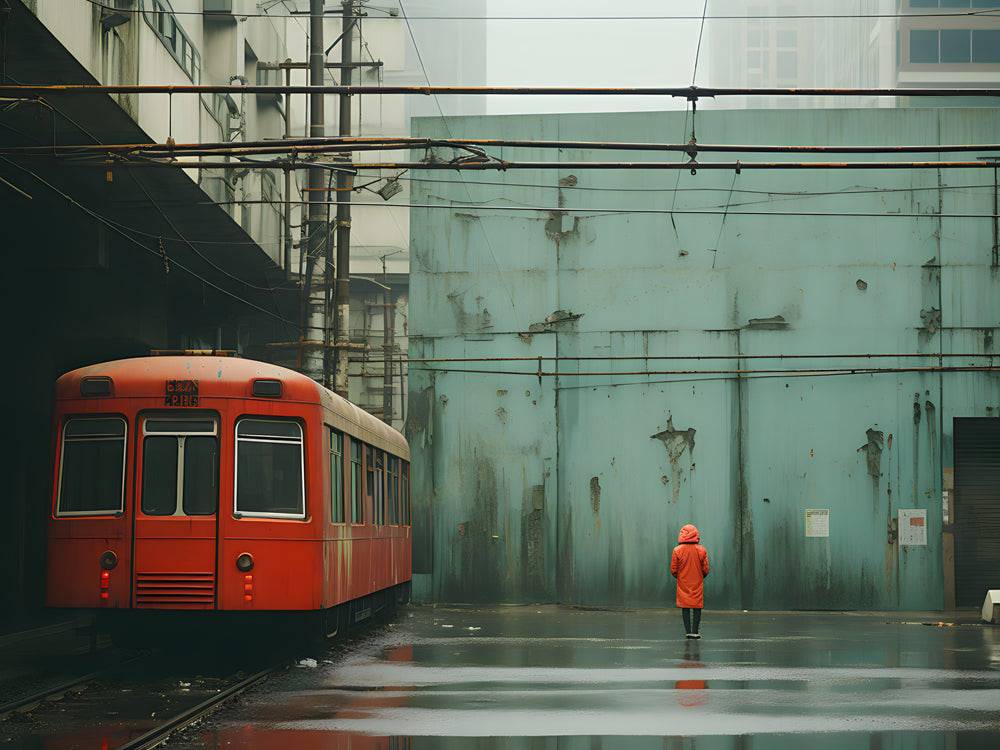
<box><xmin>175</xmin><ymin>605</ymin><xmax>1000</xmax><ymax>749</ymax></box>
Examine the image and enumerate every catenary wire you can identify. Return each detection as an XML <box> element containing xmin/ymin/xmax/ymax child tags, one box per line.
<box><xmin>0</xmin><ymin>155</ymin><xmax>314</xmax><ymax>331</ymax></box>
<box><xmin>79</xmin><ymin>0</ymin><xmax>1000</xmax><ymax>21</ymax></box>
<box><xmin>200</xmin><ymin>199</ymin><xmax>1000</xmax><ymax>220</ymax></box>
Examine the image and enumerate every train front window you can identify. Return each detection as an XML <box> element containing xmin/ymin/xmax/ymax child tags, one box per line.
<box><xmin>235</xmin><ymin>419</ymin><xmax>305</xmax><ymax>519</ymax></box>
<box><xmin>141</xmin><ymin>418</ymin><xmax>218</xmax><ymax>517</ymax></box>
<box><xmin>57</xmin><ymin>417</ymin><xmax>126</xmax><ymax>516</ymax></box>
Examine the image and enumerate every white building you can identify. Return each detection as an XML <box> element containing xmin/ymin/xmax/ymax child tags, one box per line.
<box><xmin>17</xmin><ymin>0</ymin><xmax>486</xmax><ymax>430</ymax></box>
<box><xmin>703</xmin><ymin>0</ymin><xmax>999</xmax><ymax>108</ymax></box>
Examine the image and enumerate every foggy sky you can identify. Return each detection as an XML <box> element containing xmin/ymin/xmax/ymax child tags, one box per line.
<box><xmin>484</xmin><ymin>0</ymin><xmax>706</xmax><ymax>115</ymax></box>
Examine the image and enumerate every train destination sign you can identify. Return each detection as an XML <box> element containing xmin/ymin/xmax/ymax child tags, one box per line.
<box><xmin>165</xmin><ymin>379</ymin><xmax>200</xmax><ymax>407</ymax></box>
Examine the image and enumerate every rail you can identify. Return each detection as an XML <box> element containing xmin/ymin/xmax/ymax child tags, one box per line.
<box><xmin>114</xmin><ymin>666</ymin><xmax>276</xmax><ymax>750</ymax></box>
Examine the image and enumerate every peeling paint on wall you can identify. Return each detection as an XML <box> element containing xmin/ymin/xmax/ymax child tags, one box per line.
<box><xmin>858</xmin><ymin>428</ymin><xmax>885</xmax><ymax>481</ymax></box>
<box><xmin>529</xmin><ymin>310</ymin><xmax>584</xmax><ymax>334</ymax></box>
<box><xmin>651</xmin><ymin>416</ymin><xmax>696</xmax><ymax>504</ymax></box>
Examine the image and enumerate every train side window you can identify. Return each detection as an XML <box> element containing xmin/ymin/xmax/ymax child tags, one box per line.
<box><xmin>374</xmin><ymin>450</ymin><xmax>385</xmax><ymax>525</ymax></box>
<box><xmin>235</xmin><ymin>419</ymin><xmax>305</xmax><ymax>519</ymax></box>
<box><xmin>141</xmin><ymin>418</ymin><xmax>218</xmax><ymax>517</ymax></box>
<box><xmin>57</xmin><ymin>417</ymin><xmax>127</xmax><ymax>516</ymax></box>
<box><xmin>329</xmin><ymin>428</ymin><xmax>344</xmax><ymax>524</ymax></box>
<box><xmin>365</xmin><ymin>444</ymin><xmax>374</xmax><ymax>521</ymax></box>
<box><xmin>387</xmin><ymin>456</ymin><xmax>399</xmax><ymax>524</ymax></box>
<box><xmin>402</xmin><ymin>461</ymin><xmax>410</xmax><ymax>525</ymax></box>
<box><xmin>350</xmin><ymin>439</ymin><xmax>363</xmax><ymax>523</ymax></box>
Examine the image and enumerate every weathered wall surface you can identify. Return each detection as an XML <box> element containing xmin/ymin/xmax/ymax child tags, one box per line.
<box><xmin>407</xmin><ymin>107</ymin><xmax>1000</xmax><ymax>610</ymax></box>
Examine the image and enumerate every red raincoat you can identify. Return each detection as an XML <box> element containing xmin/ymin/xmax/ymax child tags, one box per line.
<box><xmin>670</xmin><ymin>524</ymin><xmax>710</xmax><ymax>608</ymax></box>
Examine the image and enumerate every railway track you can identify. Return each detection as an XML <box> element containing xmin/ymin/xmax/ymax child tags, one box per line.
<box><xmin>113</xmin><ymin>666</ymin><xmax>276</xmax><ymax>750</ymax></box>
<box><xmin>0</xmin><ymin>653</ymin><xmax>278</xmax><ymax>749</ymax></box>
<box><xmin>0</xmin><ymin>667</ymin><xmax>108</xmax><ymax>717</ymax></box>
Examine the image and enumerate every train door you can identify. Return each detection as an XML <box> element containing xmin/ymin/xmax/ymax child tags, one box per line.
<box><xmin>132</xmin><ymin>415</ymin><xmax>219</xmax><ymax>609</ymax></box>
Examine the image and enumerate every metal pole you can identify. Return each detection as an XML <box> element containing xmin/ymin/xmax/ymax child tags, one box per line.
<box><xmin>282</xmin><ymin>64</ymin><xmax>292</xmax><ymax>277</ymax></box>
<box><xmin>382</xmin><ymin>255</ymin><xmax>393</xmax><ymax>424</ymax></box>
<box><xmin>302</xmin><ymin>0</ymin><xmax>326</xmax><ymax>382</ymax></box>
<box><xmin>333</xmin><ymin>0</ymin><xmax>354</xmax><ymax>398</ymax></box>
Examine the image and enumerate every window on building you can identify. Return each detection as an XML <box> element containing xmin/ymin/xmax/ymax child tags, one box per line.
<box><xmin>143</xmin><ymin>0</ymin><xmax>201</xmax><ymax>83</ymax></box>
<box><xmin>57</xmin><ymin>417</ymin><xmax>127</xmax><ymax>516</ymax></box>
<box><xmin>351</xmin><ymin>439</ymin><xmax>363</xmax><ymax>523</ymax></box>
<box><xmin>330</xmin><ymin>429</ymin><xmax>344</xmax><ymax>523</ymax></box>
<box><xmin>910</xmin><ymin>30</ymin><xmax>940</xmax><ymax>63</ymax></box>
<box><xmin>235</xmin><ymin>419</ymin><xmax>305</xmax><ymax>518</ymax></box>
<box><xmin>941</xmin><ymin>29</ymin><xmax>971</xmax><ymax>62</ymax></box>
<box><xmin>972</xmin><ymin>30</ymin><xmax>1000</xmax><ymax>63</ymax></box>
<box><xmin>910</xmin><ymin>1</ymin><xmax>999</xmax><ymax>7</ymax></box>
<box><xmin>776</xmin><ymin>51</ymin><xmax>797</xmax><ymax>79</ymax></box>
<box><xmin>910</xmin><ymin>28</ymin><xmax>1000</xmax><ymax>64</ymax></box>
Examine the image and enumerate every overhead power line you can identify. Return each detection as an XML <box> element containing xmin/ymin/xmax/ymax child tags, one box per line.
<box><xmin>414</xmin><ymin>365</ymin><xmax>1000</xmax><ymax>379</ymax></box>
<box><xmin>0</xmin><ymin>155</ymin><xmax>311</xmax><ymax>332</ymax></box>
<box><xmin>1</xmin><ymin>84</ymin><xmax>999</xmax><ymax>98</ymax></box>
<box><xmin>10</xmin><ymin>135</ymin><xmax>1000</xmax><ymax>157</ymax></box>
<box><xmin>205</xmin><ymin>199</ymin><xmax>1000</xmax><ymax>221</ymax></box>
<box><xmin>79</xmin><ymin>0</ymin><xmax>1000</xmax><ymax>21</ymax></box>
<box><xmin>101</xmin><ymin>158</ymin><xmax>1000</xmax><ymax>173</ymax></box>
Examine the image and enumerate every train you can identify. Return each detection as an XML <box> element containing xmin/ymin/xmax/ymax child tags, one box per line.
<box><xmin>45</xmin><ymin>353</ymin><xmax>411</xmax><ymax>640</ymax></box>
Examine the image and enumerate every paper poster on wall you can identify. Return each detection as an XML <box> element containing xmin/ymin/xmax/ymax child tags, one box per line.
<box><xmin>899</xmin><ymin>509</ymin><xmax>928</xmax><ymax>547</ymax></box>
<box><xmin>805</xmin><ymin>509</ymin><xmax>830</xmax><ymax>538</ymax></box>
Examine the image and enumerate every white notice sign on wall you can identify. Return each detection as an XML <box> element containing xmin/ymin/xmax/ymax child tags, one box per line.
<box><xmin>899</xmin><ymin>509</ymin><xmax>928</xmax><ymax>547</ymax></box>
<box><xmin>805</xmin><ymin>508</ymin><xmax>830</xmax><ymax>538</ymax></box>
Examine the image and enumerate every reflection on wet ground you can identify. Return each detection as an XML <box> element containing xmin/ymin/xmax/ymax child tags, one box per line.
<box><xmin>173</xmin><ymin>606</ymin><xmax>1000</xmax><ymax>749</ymax></box>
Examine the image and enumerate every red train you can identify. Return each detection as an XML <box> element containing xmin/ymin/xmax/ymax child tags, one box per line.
<box><xmin>45</xmin><ymin>353</ymin><xmax>411</xmax><ymax>638</ymax></box>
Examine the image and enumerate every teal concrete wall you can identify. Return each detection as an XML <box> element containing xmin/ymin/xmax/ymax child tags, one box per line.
<box><xmin>407</xmin><ymin>107</ymin><xmax>1000</xmax><ymax>610</ymax></box>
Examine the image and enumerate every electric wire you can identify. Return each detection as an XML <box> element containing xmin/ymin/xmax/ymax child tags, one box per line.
<box><xmin>79</xmin><ymin>0</ymin><xmax>1000</xmax><ymax>21</ymax></box>
<box><xmin>201</xmin><ymin>199</ymin><xmax>1000</xmax><ymax>220</ymax></box>
<box><xmin>0</xmin><ymin>155</ymin><xmax>310</xmax><ymax>331</ymax></box>
<box><xmin>397</xmin><ymin>0</ymin><xmax>516</xmax><ymax>311</ymax></box>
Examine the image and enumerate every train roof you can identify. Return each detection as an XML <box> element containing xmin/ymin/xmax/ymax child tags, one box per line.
<box><xmin>55</xmin><ymin>356</ymin><xmax>409</xmax><ymax>459</ymax></box>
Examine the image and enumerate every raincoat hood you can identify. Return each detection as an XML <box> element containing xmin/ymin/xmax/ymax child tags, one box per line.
<box><xmin>678</xmin><ymin>524</ymin><xmax>700</xmax><ymax>544</ymax></box>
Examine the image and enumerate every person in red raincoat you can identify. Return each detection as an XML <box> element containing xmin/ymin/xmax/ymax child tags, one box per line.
<box><xmin>670</xmin><ymin>523</ymin><xmax>710</xmax><ymax>639</ymax></box>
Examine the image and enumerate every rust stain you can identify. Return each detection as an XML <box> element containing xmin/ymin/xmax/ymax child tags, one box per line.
<box><xmin>446</xmin><ymin>290</ymin><xmax>492</xmax><ymax>333</ymax></box>
<box><xmin>590</xmin><ymin>476</ymin><xmax>601</xmax><ymax>515</ymax></box>
<box><xmin>495</xmin><ymin>406</ymin><xmax>508</xmax><ymax>424</ymax></box>
<box><xmin>858</xmin><ymin>428</ymin><xmax>885</xmax><ymax>481</ymax></box>
<box><xmin>651</xmin><ymin>415</ymin><xmax>696</xmax><ymax>504</ymax></box>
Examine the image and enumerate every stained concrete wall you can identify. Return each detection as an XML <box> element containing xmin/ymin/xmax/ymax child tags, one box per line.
<box><xmin>407</xmin><ymin>107</ymin><xmax>1000</xmax><ymax>610</ymax></box>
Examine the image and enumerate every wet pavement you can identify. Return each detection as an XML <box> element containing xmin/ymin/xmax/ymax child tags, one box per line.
<box><xmin>163</xmin><ymin>605</ymin><xmax>1000</xmax><ymax>749</ymax></box>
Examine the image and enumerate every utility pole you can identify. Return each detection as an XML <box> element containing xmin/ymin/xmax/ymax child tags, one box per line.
<box><xmin>282</xmin><ymin>61</ymin><xmax>292</xmax><ymax>277</ymax></box>
<box><xmin>302</xmin><ymin>0</ymin><xmax>327</xmax><ymax>383</ymax></box>
<box><xmin>332</xmin><ymin>0</ymin><xmax>354</xmax><ymax>398</ymax></box>
<box><xmin>381</xmin><ymin>254</ymin><xmax>394</xmax><ymax>425</ymax></box>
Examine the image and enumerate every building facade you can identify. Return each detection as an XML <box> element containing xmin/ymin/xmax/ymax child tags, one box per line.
<box><xmin>703</xmin><ymin>0</ymin><xmax>1000</xmax><ymax>108</ymax></box>
<box><xmin>408</xmin><ymin>107</ymin><xmax>1000</xmax><ymax>611</ymax></box>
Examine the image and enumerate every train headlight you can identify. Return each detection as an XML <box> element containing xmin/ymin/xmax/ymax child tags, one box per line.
<box><xmin>236</xmin><ymin>553</ymin><xmax>254</xmax><ymax>572</ymax></box>
<box><xmin>99</xmin><ymin>551</ymin><xmax>118</xmax><ymax>570</ymax></box>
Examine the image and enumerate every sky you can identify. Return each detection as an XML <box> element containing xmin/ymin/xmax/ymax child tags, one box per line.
<box><xmin>483</xmin><ymin>0</ymin><xmax>707</xmax><ymax>115</ymax></box>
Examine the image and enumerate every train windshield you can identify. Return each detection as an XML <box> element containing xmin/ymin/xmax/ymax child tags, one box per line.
<box><xmin>57</xmin><ymin>417</ymin><xmax>127</xmax><ymax>516</ymax></box>
<box><xmin>140</xmin><ymin>418</ymin><xmax>218</xmax><ymax>516</ymax></box>
<box><xmin>235</xmin><ymin>419</ymin><xmax>305</xmax><ymax>519</ymax></box>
